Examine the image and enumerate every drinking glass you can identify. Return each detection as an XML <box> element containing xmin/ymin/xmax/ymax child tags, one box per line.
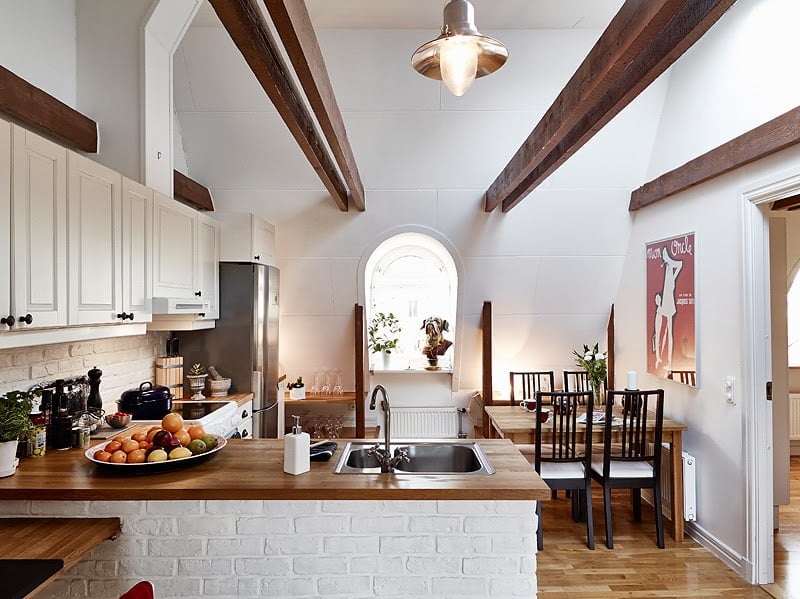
<box><xmin>321</xmin><ymin>370</ymin><xmax>333</xmax><ymax>395</ymax></box>
<box><xmin>310</xmin><ymin>370</ymin><xmax>322</xmax><ymax>395</ymax></box>
<box><xmin>333</xmin><ymin>370</ymin><xmax>343</xmax><ymax>395</ymax></box>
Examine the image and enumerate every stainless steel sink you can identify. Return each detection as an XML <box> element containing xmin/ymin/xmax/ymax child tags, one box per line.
<box><xmin>333</xmin><ymin>440</ymin><xmax>495</xmax><ymax>475</ymax></box>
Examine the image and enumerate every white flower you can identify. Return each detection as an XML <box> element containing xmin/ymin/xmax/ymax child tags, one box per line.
<box><xmin>594</xmin><ymin>353</ymin><xmax>604</xmax><ymax>361</ymax></box>
<box><xmin>584</xmin><ymin>352</ymin><xmax>593</xmax><ymax>361</ymax></box>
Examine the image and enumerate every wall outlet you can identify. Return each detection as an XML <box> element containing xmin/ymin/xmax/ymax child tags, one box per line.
<box><xmin>725</xmin><ymin>376</ymin><xmax>736</xmax><ymax>405</ymax></box>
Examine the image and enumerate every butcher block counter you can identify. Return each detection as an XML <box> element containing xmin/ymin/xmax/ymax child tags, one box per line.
<box><xmin>0</xmin><ymin>438</ymin><xmax>549</xmax><ymax>501</ymax></box>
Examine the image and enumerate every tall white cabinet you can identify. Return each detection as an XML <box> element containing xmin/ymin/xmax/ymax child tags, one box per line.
<box><xmin>153</xmin><ymin>192</ymin><xmax>199</xmax><ymax>300</ymax></box>
<box><xmin>122</xmin><ymin>178</ymin><xmax>153</xmax><ymax>323</ymax></box>
<box><xmin>197</xmin><ymin>214</ymin><xmax>220</xmax><ymax>320</ymax></box>
<box><xmin>11</xmin><ymin>126</ymin><xmax>68</xmax><ymax>329</ymax></box>
<box><xmin>0</xmin><ymin>120</ymin><xmax>10</xmax><ymax>330</ymax></box>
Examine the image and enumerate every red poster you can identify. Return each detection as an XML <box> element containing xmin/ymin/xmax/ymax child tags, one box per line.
<box><xmin>646</xmin><ymin>233</ymin><xmax>696</xmax><ymax>386</ymax></box>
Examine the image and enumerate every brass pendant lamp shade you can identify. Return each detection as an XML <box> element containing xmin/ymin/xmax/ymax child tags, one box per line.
<box><xmin>411</xmin><ymin>0</ymin><xmax>508</xmax><ymax>96</ymax></box>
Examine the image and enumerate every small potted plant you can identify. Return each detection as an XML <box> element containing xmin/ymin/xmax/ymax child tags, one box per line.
<box><xmin>368</xmin><ymin>311</ymin><xmax>401</xmax><ymax>370</ymax></box>
<box><xmin>288</xmin><ymin>376</ymin><xmax>306</xmax><ymax>400</ymax></box>
<box><xmin>0</xmin><ymin>390</ymin><xmax>34</xmax><ymax>477</ymax></box>
<box><xmin>186</xmin><ymin>363</ymin><xmax>207</xmax><ymax>400</ymax></box>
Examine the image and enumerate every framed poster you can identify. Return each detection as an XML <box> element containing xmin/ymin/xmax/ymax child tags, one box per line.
<box><xmin>646</xmin><ymin>233</ymin><xmax>696</xmax><ymax>386</ymax></box>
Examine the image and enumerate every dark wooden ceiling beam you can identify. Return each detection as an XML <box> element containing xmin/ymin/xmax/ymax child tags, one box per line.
<box><xmin>773</xmin><ymin>194</ymin><xmax>800</xmax><ymax>211</ymax></box>
<box><xmin>174</xmin><ymin>170</ymin><xmax>215</xmax><ymax>211</ymax></box>
<box><xmin>484</xmin><ymin>0</ymin><xmax>735</xmax><ymax>213</ymax></box>
<box><xmin>208</xmin><ymin>0</ymin><xmax>349</xmax><ymax>211</ymax></box>
<box><xmin>264</xmin><ymin>0</ymin><xmax>365</xmax><ymax>212</ymax></box>
<box><xmin>0</xmin><ymin>65</ymin><xmax>98</xmax><ymax>153</ymax></box>
<box><xmin>631</xmin><ymin>106</ymin><xmax>800</xmax><ymax>210</ymax></box>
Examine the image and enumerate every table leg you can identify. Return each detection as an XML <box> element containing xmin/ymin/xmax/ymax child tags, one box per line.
<box><xmin>669</xmin><ymin>432</ymin><xmax>684</xmax><ymax>542</ymax></box>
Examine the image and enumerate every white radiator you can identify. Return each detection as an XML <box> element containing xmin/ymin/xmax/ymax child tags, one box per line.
<box><xmin>389</xmin><ymin>408</ymin><xmax>459</xmax><ymax>438</ymax></box>
<box><xmin>643</xmin><ymin>444</ymin><xmax>697</xmax><ymax>522</ymax></box>
<box><xmin>790</xmin><ymin>394</ymin><xmax>800</xmax><ymax>440</ymax></box>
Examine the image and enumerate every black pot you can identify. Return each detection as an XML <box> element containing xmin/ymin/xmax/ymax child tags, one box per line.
<box><xmin>117</xmin><ymin>381</ymin><xmax>172</xmax><ymax>420</ymax></box>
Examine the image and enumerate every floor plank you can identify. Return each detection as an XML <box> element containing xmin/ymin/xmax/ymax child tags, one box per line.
<box><xmin>761</xmin><ymin>456</ymin><xmax>800</xmax><ymax>599</ymax></box>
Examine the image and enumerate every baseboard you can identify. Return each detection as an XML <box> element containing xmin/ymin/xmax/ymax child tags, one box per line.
<box><xmin>685</xmin><ymin>521</ymin><xmax>748</xmax><ymax>579</ymax></box>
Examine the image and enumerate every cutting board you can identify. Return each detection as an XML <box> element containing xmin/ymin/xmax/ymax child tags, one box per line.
<box><xmin>90</xmin><ymin>424</ymin><xmax>137</xmax><ymax>440</ymax></box>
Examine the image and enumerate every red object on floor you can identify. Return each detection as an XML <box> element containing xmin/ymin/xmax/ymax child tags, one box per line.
<box><xmin>119</xmin><ymin>581</ymin><xmax>154</xmax><ymax>599</ymax></box>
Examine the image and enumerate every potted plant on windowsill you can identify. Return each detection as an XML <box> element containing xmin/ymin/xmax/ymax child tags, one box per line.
<box><xmin>0</xmin><ymin>390</ymin><xmax>34</xmax><ymax>477</ymax></box>
<box><xmin>368</xmin><ymin>311</ymin><xmax>402</xmax><ymax>370</ymax></box>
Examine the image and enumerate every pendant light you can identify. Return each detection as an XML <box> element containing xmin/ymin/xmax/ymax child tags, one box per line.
<box><xmin>411</xmin><ymin>0</ymin><xmax>508</xmax><ymax>97</ymax></box>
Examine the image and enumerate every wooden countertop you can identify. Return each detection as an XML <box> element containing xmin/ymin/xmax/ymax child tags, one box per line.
<box><xmin>178</xmin><ymin>391</ymin><xmax>253</xmax><ymax>407</ymax></box>
<box><xmin>0</xmin><ymin>439</ymin><xmax>550</xmax><ymax>501</ymax></box>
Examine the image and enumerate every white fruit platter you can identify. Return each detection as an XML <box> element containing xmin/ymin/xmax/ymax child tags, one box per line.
<box><xmin>85</xmin><ymin>435</ymin><xmax>227</xmax><ymax>472</ymax></box>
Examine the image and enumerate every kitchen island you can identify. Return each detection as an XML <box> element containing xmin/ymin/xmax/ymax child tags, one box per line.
<box><xmin>0</xmin><ymin>439</ymin><xmax>547</xmax><ymax>598</ymax></box>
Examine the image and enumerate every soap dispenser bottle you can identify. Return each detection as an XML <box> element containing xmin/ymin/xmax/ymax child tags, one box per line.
<box><xmin>284</xmin><ymin>415</ymin><xmax>310</xmax><ymax>475</ymax></box>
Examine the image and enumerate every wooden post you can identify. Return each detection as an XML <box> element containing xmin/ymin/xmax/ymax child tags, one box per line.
<box><xmin>607</xmin><ymin>304</ymin><xmax>615</xmax><ymax>391</ymax></box>
<box><xmin>354</xmin><ymin>304</ymin><xmax>366</xmax><ymax>438</ymax></box>
<box><xmin>481</xmin><ymin>301</ymin><xmax>493</xmax><ymax>439</ymax></box>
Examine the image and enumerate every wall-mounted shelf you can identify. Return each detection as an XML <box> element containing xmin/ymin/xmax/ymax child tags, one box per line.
<box><xmin>283</xmin><ymin>392</ymin><xmax>357</xmax><ymax>405</ymax></box>
<box><xmin>370</xmin><ymin>368</ymin><xmax>453</xmax><ymax>375</ymax></box>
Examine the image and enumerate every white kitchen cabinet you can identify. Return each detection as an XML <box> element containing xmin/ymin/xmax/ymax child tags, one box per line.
<box><xmin>0</xmin><ymin>119</ymin><xmax>10</xmax><ymax>331</ymax></box>
<box><xmin>122</xmin><ymin>177</ymin><xmax>153</xmax><ymax>323</ymax></box>
<box><xmin>11</xmin><ymin>125</ymin><xmax>68</xmax><ymax>329</ymax></box>
<box><xmin>197</xmin><ymin>213</ymin><xmax>220</xmax><ymax>320</ymax></box>
<box><xmin>218</xmin><ymin>212</ymin><xmax>276</xmax><ymax>266</ymax></box>
<box><xmin>153</xmin><ymin>192</ymin><xmax>199</xmax><ymax>299</ymax></box>
<box><xmin>67</xmin><ymin>153</ymin><xmax>122</xmax><ymax>325</ymax></box>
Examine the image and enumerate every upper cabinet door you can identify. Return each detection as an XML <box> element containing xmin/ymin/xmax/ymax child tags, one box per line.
<box><xmin>153</xmin><ymin>193</ymin><xmax>198</xmax><ymax>299</ymax></box>
<box><xmin>12</xmin><ymin>126</ymin><xmax>68</xmax><ymax>329</ymax></box>
<box><xmin>0</xmin><ymin>119</ymin><xmax>10</xmax><ymax>331</ymax></box>
<box><xmin>122</xmin><ymin>177</ymin><xmax>153</xmax><ymax>322</ymax></box>
<box><xmin>67</xmin><ymin>153</ymin><xmax>122</xmax><ymax>325</ymax></box>
<box><xmin>252</xmin><ymin>216</ymin><xmax>276</xmax><ymax>266</ymax></box>
<box><xmin>197</xmin><ymin>214</ymin><xmax>220</xmax><ymax>320</ymax></box>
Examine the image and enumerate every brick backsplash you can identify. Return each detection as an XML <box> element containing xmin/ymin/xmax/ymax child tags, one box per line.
<box><xmin>1</xmin><ymin>500</ymin><xmax>537</xmax><ymax>599</ymax></box>
<box><xmin>0</xmin><ymin>332</ymin><xmax>169</xmax><ymax>412</ymax></box>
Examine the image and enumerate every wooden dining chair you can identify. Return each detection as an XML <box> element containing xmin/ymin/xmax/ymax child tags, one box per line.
<box><xmin>590</xmin><ymin>389</ymin><xmax>665</xmax><ymax>549</ymax></box>
<box><xmin>509</xmin><ymin>371</ymin><xmax>555</xmax><ymax>406</ymax></box>
<box><xmin>669</xmin><ymin>370</ymin><xmax>696</xmax><ymax>386</ymax></box>
<box><xmin>534</xmin><ymin>390</ymin><xmax>595</xmax><ymax>551</ymax></box>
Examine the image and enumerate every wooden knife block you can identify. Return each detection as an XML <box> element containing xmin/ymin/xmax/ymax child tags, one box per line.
<box><xmin>155</xmin><ymin>356</ymin><xmax>183</xmax><ymax>399</ymax></box>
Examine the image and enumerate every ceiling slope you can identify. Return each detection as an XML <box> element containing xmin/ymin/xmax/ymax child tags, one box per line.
<box><xmin>484</xmin><ymin>0</ymin><xmax>736</xmax><ymax>213</ymax></box>
<box><xmin>208</xmin><ymin>0</ymin><xmax>352</xmax><ymax>211</ymax></box>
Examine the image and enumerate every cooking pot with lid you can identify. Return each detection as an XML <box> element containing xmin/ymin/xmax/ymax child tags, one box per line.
<box><xmin>117</xmin><ymin>381</ymin><xmax>172</xmax><ymax>420</ymax></box>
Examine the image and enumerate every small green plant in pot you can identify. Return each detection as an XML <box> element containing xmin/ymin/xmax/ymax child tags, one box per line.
<box><xmin>288</xmin><ymin>376</ymin><xmax>305</xmax><ymax>399</ymax></box>
<box><xmin>0</xmin><ymin>390</ymin><xmax>34</xmax><ymax>477</ymax></box>
<box><xmin>186</xmin><ymin>363</ymin><xmax>208</xmax><ymax>401</ymax></box>
<box><xmin>368</xmin><ymin>311</ymin><xmax>401</xmax><ymax>370</ymax></box>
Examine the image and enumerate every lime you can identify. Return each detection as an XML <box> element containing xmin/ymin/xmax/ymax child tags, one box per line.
<box><xmin>187</xmin><ymin>439</ymin><xmax>207</xmax><ymax>455</ymax></box>
<box><xmin>200</xmin><ymin>434</ymin><xmax>217</xmax><ymax>450</ymax></box>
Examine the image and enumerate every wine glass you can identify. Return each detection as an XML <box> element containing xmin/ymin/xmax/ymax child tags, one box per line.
<box><xmin>310</xmin><ymin>370</ymin><xmax>322</xmax><ymax>395</ymax></box>
<box><xmin>321</xmin><ymin>369</ymin><xmax>333</xmax><ymax>394</ymax></box>
<box><xmin>333</xmin><ymin>370</ymin><xmax>343</xmax><ymax>395</ymax></box>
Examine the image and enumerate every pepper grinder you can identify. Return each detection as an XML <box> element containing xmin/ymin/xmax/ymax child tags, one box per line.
<box><xmin>87</xmin><ymin>366</ymin><xmax>103</xmax><ymax>411</ymax></box>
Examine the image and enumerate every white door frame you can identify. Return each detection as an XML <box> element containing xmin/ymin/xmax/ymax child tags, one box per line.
<box><xmin>741</xmin><ymin>172</ymin><xmax>800</xmax><ymax>583</ymax></box>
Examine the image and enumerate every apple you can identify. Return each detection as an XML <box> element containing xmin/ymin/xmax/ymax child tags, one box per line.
<box><xmin>152</xmin><ymin>430</ymin><xmax>173</xmax><ymax>448</ymax></box>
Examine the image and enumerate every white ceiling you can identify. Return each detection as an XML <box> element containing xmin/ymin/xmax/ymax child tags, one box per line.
<box><xmin>192</xmin><ymin>0</ymin><xmax>626</xmax><ymax>30</ymax></box>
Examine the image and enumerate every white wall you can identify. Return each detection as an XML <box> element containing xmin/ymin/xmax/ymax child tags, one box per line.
<box><xmin>0</xmin><ymin>0</ymin><xmax>77</xmax><ymax>107</ymax></box>
<box><xmin>614</xmin><ymin>0</ymin><xmax>800</xmax><ymax>564</ymax></box>
<box><xmin>176</xmin><ymin>26</ymin><xmax>669</xmax><ymax>406</ymax></box>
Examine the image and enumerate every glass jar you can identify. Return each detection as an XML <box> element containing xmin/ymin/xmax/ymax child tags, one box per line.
<box><xmin>27</xmin><ymin>411</ymin><xmax>47</xmax><ymax>458</ymax></box>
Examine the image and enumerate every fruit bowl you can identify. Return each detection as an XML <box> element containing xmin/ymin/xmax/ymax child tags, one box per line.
<box><xmin>105</xmin><ymin>412</ymin><xmax>132</xmax><ymax>428</ymax></box>
<box><xmin>85</xmin><ymin>435</ymin><xmax>227</xmax><ymax>472</ymax></box>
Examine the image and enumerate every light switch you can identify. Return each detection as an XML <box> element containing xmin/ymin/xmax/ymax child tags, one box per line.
<box><xmin>725</xmin><ymin>376</ymin><xmax>736</xmax><ymax>405</ymax></box>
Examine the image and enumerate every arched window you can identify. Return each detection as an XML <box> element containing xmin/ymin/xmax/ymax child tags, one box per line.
<box><xmin>788</xmin><ymin>267</ymin><xmax>800</xmax><ymax>366</ymax></box>
<box><xmin>365</xmin><ymin>233</ymin><xmax>458</xmax><ymax>370</ymax></box>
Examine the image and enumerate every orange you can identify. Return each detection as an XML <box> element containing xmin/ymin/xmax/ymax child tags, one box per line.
<box><xmin>122</xmin><ymin>439</ymin><xmax>140</xmax><ymax>453</ymax></box>
<box><xmin>173</xmin><ymin>429</ymin><xmax>191</xmax><ymax>447</ymax></box>
<box><xmin>146</xmin><ymin>427</ymin><xmax>162</xmax><ymax>443</ymax></box>
<box><xmin>94</xmin><ymin>451</ymin><xmax>112</xmax><ymax>463</ymax></box>
<box><xmin>105</xmin><ymin>441</ymin><xmax>122</xmax><ymax>453</ymax></box>
<box><xmin>131</xmin><ymin>432</ymin><xmax>147</xmax><ymax>442</ymax></box>
<box><xmin>161</xmin><ymin>412</ymin><xmax>184</xmax><ymax>433</ymax></box>
<box><xmin>110</xmin><ymin>450</ymin><xmax>127</xmax><ymax>463</ymax></box>
<box><xmin>187</xmin><ymin>425</ymin><xmax>206</xmax><ymax>440</ymax></box>
<box><xmin>127</xmin><ymin>449</ymin><xmax>146</xmax><ymax>464</ymax></box>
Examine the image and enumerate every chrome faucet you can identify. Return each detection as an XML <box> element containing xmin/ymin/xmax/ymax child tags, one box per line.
<box><xmin>368</xmin><ymin>385</ymin><xmax>409</xmax><ymax>473</ymax></box>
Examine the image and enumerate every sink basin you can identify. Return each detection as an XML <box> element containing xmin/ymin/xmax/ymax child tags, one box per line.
<box><xmin>333</xmin><ymin>440</ymin><xmax>495</xmax><ymax>475</ymax></box>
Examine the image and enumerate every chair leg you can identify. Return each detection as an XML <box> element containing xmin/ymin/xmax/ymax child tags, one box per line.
<box><xmin>653</xmin><ymin>480</ymin><xmax>665</xmax><ymax>549</ymax></box>
<box><xmin>603</xmin><ymin>485</ymin><xmax>613</xmax><ymax>549</ymax></box>
<box><xmin>571</xmin><ymin>489</ymin><xmax>580</xmax><ymax>522</ymax></box>
<box><xmin>632</xmin><ymin>488</ymin><xmax>642</xmax><ymax>522</ymax></box>
<box><xmin>584</xmin><ymin>480</ymin><xmax>595</xmax><ymax>550</ymax></box>
<box><xmin>536</xmin><ymin>499</ymin><xmax>543</xmax><ymax>551</ymax></box>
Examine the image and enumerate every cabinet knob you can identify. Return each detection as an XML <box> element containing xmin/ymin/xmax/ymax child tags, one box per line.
<box><xmin>194</xmin><ymin>291</ymin><xmax>202</xmax><ymax>297</ymax></box>
<box><xmin>242</xmin><ymin>410</ymin><xmax>249</xmax><ymax>418</ymax></box>
<box><xmin>116</xmin><ymin>312</ymin><xmax>127</xmax><ymax>320</ymax></box>
<box><xmin>242</xmin><ymin>430</ymin><xmax>249</xmax><ymax>438</ymax></box>
<box><xmin>0</xmin><ymin>315</ymin><xmax>14</xmax><ymax>328</ymax></box>
<box><xmin>254</xmin><ymin>255</ymin><xmax>260</xmax><ymax>261</ymax></box>
<box><xmin>127</xmin><ymin>312</ymin><xmax>134</xmax><ymax>321</ymax></box>
<box><xmin>198</xmin><ymin>312</ymin><xmax>206</xmax><ymax>318</ymax></box>
<box><xmin>18</xmin><ymin>314</ymin><xmax>33</xmax><ymax>325</ymax></box>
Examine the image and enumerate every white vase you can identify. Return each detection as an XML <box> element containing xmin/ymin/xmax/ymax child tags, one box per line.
<box><xmin>289</xmin><ymin>387</ymin><xmax>306</xmax><ymax>400</ymax></box>
<box><xmin>0</xmin><ymin>440</ymin><xmax>19</xmax><ymax>477</ymax></box>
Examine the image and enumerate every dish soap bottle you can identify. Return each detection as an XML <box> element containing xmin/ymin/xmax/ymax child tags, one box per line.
<box><xmin>284</xmin><ymin>415</ymin><xmax>310</xmax><ymax>475</ymax></box>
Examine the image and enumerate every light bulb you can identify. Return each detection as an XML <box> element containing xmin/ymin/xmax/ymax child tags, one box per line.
<box><xmin>439</xmin><ymin>35</ymin><xmax>479</xmax><ymax>97</ymax></box>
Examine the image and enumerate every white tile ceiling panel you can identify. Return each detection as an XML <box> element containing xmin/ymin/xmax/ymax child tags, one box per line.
<box><xmin>278</xmin><ymin>258</ymin><xmax>335</xmax><ymax>317</ymax></box>
<box><xmin>532</xmin><ymin>256</ymin><xmax>625</xmax><ymax>314</ymax></box>
<box><xmin>492</xmin><ymin>313</ymin><xmax>611</xmax><ymax>375</ymax></box>
<box><xmin>279</xmin><ymin>315</ymin><xmax>354</xmax><ymax>388</ymax></box>
<box><xmin>315</xmin><ymin>29</ymin><xmax>440</xmax><ymax>113</ymax></box>
<box><xmin>180</xmin><ymin>27</ymin><xmax>275</xmax><ymax>113</ymax></box>
<box><xmin>435</xmin><ymin>188</ymin><xmax>632</xmax><ymax>258</ymax></box>
<box><xmin>212</xmin><ymin>189</ymin><xmax>332</xmax><ymax>226</ymax></box>
<box><xmin>330</xmin><ymin>257</ymin><xmax>360</xmax><ymax>316</ymax></box>
<box><xmin>463</xmin><ymin>257</ymin><xmax>541</xmax><ymax>316</ymax></box>
<box><xmin>176</xmin><ymin>112</ymin><xmax>320</xmax><ymax>189</ymax></box>
<box><xmin>439</xmin><ymin>29</ymin><xmax>601</xmax><ymax>113</ymax></box>
<box><xmin>342</xmin><ymin>110</ymin><xmax>539</xmax><ymax>190</ymax></box>
<box><xmin>173</xmin><ymin>47</ymin><xmax>195</xmax><ymax>112</ymax></box>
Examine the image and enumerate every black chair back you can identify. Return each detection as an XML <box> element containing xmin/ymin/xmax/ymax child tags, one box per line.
<box><xmin>509</xmin><ymin>371</ymin><xmax>555</xmax><ymax>406</ymax></box>
<box><xmin>602</xmin><ymin>389</ymin><xmax>665</xmax><ymax>478</ymax></box>
<box><xmin>534</xmin><ymin>391</ymin><xmax>593</xmax><ymax>473</ymax></box>
<box><xmin>563</xmin><ymin>370</ymin><xmax>589</xmax><ymax>392</ymax></box>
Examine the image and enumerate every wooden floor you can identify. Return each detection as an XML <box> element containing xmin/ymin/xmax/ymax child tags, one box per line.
<box><xmin>761</xmin><ymin>456</ymin><xmax>800</xmax><ymax>599</ymax></box>
<box><xmin>537</xmin><ymin>486</ymin><xmax>771</xmax><ymax>598</ymax></box>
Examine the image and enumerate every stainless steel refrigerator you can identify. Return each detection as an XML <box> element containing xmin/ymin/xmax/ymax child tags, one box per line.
<box><xmin>177</xmin><ymin>263</ymin><xmax>279</xmax><ymax>437</ymax></box>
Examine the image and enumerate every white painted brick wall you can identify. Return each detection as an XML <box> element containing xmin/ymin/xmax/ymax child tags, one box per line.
<box><xmin>0</xmin><ymin>332</ymin><xmax>168</xmax><ymax>412</ymax></box>
<box><xmin>1</xmin><ymin>499</ymin><xmax>538</xmax><ymax>598</ymax></box>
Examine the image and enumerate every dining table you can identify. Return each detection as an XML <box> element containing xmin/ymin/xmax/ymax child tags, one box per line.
<box><xmin>484</xmin><ymin>404</ymin><xmax>689</xmax><ymax>542</ymax></box>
